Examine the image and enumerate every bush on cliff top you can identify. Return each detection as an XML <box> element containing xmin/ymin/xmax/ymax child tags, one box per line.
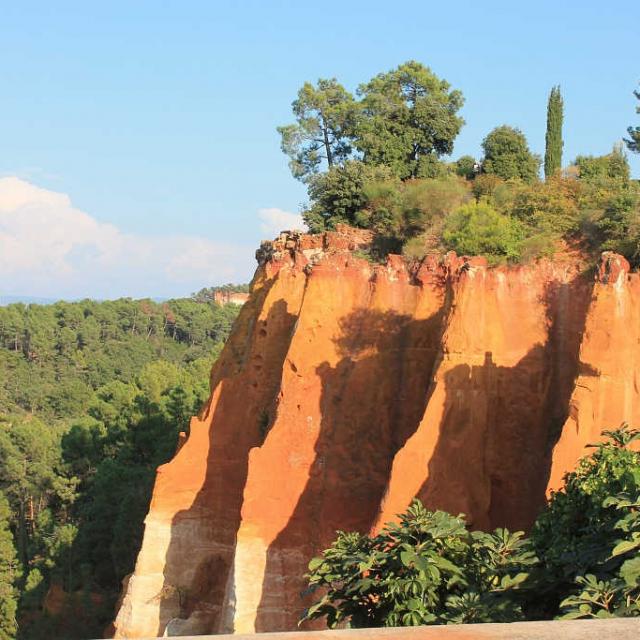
<box><xmin>301</xmin><ymin>153</ymin><xmax>640</xmax><ymax>266</ymax></box>
<box><xmin>303</xmin><ymin>426</ymin><xmax>640</xmax><ymax>628</ymax></box>
<box><xmin>442</xmin><ymin>200</ymin><xmax>525</xmax><ymax>264</ymax></box>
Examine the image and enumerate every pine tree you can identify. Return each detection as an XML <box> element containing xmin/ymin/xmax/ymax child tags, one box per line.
<box><xmin>0</xmin><ymin>494</ymin><xmax>20</xmax><ymax>640</ymax></box>
<box><xmin>625</xmin><ymin>86</ymin><xmax>640</xmax><ymax>154</ymax></box>
<box><xmin>544</xmin><ymin>85</ymin><xmax>564</xmax><ymax>178</ymax></box>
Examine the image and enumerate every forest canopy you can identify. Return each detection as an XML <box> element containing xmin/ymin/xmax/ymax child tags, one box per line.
<box><xmin>0</xmin><ymin>295</ymin><xmax>242</xmax><ymax>638</ymax></box>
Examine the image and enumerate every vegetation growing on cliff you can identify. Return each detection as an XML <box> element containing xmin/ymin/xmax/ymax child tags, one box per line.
<box><xmin>0</xmin><ymin>297</ymin><xmax>241</xmax><ymax>638</ymax></box>
<box><xmin>303</xmin><ymin>427</ymin><xmax>640</xmax><ymax>628</ymax></box>
<box><xmin>0</xmin><ymin>55</ymin><xmax>636</xmax><ymax>640</ymax></box>
<box><xmin>626</xmin><ymin>84</ymin><xmax>640</xmax><ymax>154</ymax></box>
<box><xmin>280</xmin><ymin>64</ymin><xmax>639</xmax><ymax>267</ymax></box>
<box><xmin>298</xmin><ymin>151</ymin><xmax>639</xmax><ymax>266</ymax></box>
<box><xmin>544</xmin><ymin>86</ymin><xmax>564</xmax><ymax>178</ymax></box>
<box><xmin>279</xmin><ymin>61</ymin><xmax>464</xmax><ymax>183</ymax></box>
<box><xmin>481</xmin><ymin>126</ymin><xmax>541</xmax><ymax>183</ymax></box>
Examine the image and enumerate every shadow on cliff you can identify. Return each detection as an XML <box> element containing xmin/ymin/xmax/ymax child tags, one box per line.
<box><xmin>157</xmin><ymin>294</ymin><xmax>299</xmax><ymax>635</ymax></box>
<box><xmin>255</xmin><ymin>305</ymin><xmax>449</xmax><ymax>631</ymax></box>
<box><xmin>255</xmin><ymin>271</ymin><xmax>598</xmax><ymax>631</ymax></box>
<box><xmin>416</xmin><ymin>274</ymin><xmax>598</xmax><ymax>532</ymax></box>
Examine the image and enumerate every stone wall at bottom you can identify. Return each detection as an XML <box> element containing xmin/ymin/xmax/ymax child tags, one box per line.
<box><xmin>154</xmin><ymin>618</ymin><xmax>639</xmax><ymax>640</ymax></box>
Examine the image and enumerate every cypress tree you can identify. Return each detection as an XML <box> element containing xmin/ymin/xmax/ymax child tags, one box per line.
<box><xmin>544</xmin><ymin>86</ymin><xmax>564</xmax><ymax>178</ymax></box>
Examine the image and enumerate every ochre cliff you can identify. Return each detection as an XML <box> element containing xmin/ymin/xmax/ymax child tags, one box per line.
<box><xmin>113</xmin><ymin>228</ymin><xmax>638</xmax><ymax>637</ymax></box>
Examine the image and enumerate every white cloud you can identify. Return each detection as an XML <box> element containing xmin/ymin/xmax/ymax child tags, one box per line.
<box><xmin>0</xmin><ymin>177</ymin><xmax>255</xmax><ymax>299</ymax></box>
<box><xmin>258</xmin><ymin>207</ymin><xmax>307</xmax><ymax>238</ymax></box>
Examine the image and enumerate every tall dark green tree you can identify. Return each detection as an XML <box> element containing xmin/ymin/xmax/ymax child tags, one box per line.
<box><xmin>277</xmin><ymin>79</ymin><xmax>358</xmax><ymax>181</ymax></box>
<box><xmin>544</xmin><ymin>86</ymin><xmax>564</xmax><ymax>178</ymax></box>
<box><xmin>625</xmin><ymin>85</ymin><xmax>640</xmax><ymax>154</ymax></box>
<box><xmin>355</xmin><ymin>61</ymin><xmax>465</xmax><ymax>179</ymax></box>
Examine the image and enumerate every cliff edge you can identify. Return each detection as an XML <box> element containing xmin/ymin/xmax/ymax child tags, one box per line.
<box><xmin>112</xmin><ymin>227</ymin><xmax>639</xmax><ymax>637</ymax></box>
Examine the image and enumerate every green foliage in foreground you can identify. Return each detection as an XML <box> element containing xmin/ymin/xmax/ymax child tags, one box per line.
<box><xmin>532</xmin><ymin>426</ymin><xmax>640</xmax><ymax>619</ymax></box>
<box><xmin>303</xmin><ymin>503</ymin><xmax>536</xmax><ymax>628</ymax></box>
<box><xmin>0</xmin><ymin>295</ymin><xmax>242</xmax><ymax>639</ymax></box>
<box><xmin>303</xmin><ymin>427</ymin><xmax>640</xmax><ymax>628</ymax></box>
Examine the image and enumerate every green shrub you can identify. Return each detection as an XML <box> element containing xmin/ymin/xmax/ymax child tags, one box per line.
<box><xmin>455</xmin><ymin>155</ymin><xmax>477</xmax><ymax>180</ymax></box>
<box><xmin>303</xmin><ymin>427</ymin><xmax>640</xmax><ymax>629</ymax></box>
<box><xmin>303</xmin><ymin>501</ymin><xmax>537</xmax><ymax>628</ymax></box>
<box><xmin>400</xmin><ymin>178</ymin><xmax>469</xmax><ymax>236</ymax></box>
<box><xmin>356</xmin><ymin>177</ymin><xmax>469</xmax><ymax>241</ymax></box>
<box><xmin>574</xmin><ymin>145</ymin><xmax>631</xmax><ymax>184</ymax></box>
<box><xmin>303</xmin><ymin>161</ymin><xmax>397</xmax><ymax>232</ymax></box>
<box><xmin>595</xmin><ymin>189</ymin><xmax>640</xmax><ymax>261</ymax></box>
<box><xmin>510</xmin><ymin>177</ymin><xmax>581</xmax><ymax>235</ymax></box>
<box><xmin>532</xmin><ymin>425</ymin><xmax>640</xmax><ymax>619</ymax></box>
<box><xmin>490</xmin><ymin>179</ymin><xmax>521</xmax><ymax>211</ymax></box>
<box><xmin>302</xmin><ymin>148</ymin><xmax>637</xmax><ymax>266</ymax></box>
<box><xmin>442</xmin><ymin>201</ymin><xmax>524</xmax><ymax>263</ymax></box>
<box><xmin>471</xmin><ymin>173</ymin><xmax>506</xmax><ymax>202</ymax></box>
<box><xmin>355</xmin><ymin>178</ymin><xmax>403</xmax><ymax>235</ymax></box>
<box><xmin>402</xmin><ymin>232</ymin><xmax>443</xmax><ymax>260</ymax></box>
<box><xmin>575</xmin><ymin>171</ymin><xmax>640</xmax><ymax>264</ymax></box>
<box><xmin>518</xmin><ymin>232</ymin><xmax>557</xmax><ymax>262</ymax></box>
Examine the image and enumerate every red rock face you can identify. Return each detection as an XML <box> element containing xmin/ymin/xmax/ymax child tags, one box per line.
<box><xmin>113</xmin><ymin>228</ymin><xmax>636</xmax><ymax>637</ymax></box>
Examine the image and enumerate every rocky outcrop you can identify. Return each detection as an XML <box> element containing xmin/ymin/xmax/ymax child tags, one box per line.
<box><xmin>548</xmin><ymin>251</ymin><xmax>639</xmax><ymax>490</ymax></box>
<box><xmin>113</xmin><ymin>227</ymin><xmax>637</xmax><ymax>637</ymax></box>
<box><xmin>212</xmin><ymin>291</ymin><xmax>250</xmax><ymax>306</ymax></box>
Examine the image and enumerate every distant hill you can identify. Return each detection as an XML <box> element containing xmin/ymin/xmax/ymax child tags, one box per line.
<box><xmin>0</xmin><ymin>294</ymin><xmax>220</xmax><ymax>306</ymax></box>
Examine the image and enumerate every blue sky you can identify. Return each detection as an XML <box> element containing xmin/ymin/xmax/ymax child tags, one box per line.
<box><xmin>1</xmin><ymin>1</ymin><xmax>639</xmax><ymax>298</ymax></box>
